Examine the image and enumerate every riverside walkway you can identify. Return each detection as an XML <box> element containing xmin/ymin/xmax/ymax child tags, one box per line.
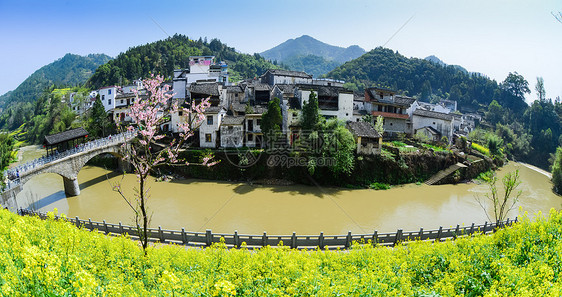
<box><xmin>19</xmin><ymin>209</ymin><xmax>517</xmax><ymax>250</ymax></box>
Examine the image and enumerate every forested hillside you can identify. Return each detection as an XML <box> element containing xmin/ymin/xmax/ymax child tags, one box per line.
<box><xmin>328</xmin><ymin>47</ymin><xmax>528</xmax><ymax>114</ymax></box>
<box><xmin>0</xmin><ymin>53</ymin><xmax>111</xmax><ymax>109</ymax></box>
<box><xmin>281</xmin><ymin>55</ymin><xmax>341</xmax><ymax>78</ymax></box>
<box><xmin>86</xmin><ymin>34</ymin><xmax>277</xmax><ymax>89</ymax></box>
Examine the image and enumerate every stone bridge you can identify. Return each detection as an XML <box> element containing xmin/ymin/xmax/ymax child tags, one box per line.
<box><xmin>1</xmin><ymin>132</ymin><xmax>134</xmax><ymax>210</ymax></box>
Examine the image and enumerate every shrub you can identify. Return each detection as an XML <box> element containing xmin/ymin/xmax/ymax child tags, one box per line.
<box><xmin>369</xmin><ymin>182</ymin><xmax>391</xmax><ymax>190</ymax></box>
<box><xmin>471</xmin><ymin>142</ymin><xmax>490</xmax><ymax>156</ymax></box>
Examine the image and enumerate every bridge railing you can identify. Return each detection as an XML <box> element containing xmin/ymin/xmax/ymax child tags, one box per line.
<box><xmin>3</xmin><ymin>131</ymin><xmax>136</xmax><ymax>190</ymax></box>
<box><xmin>17</xmin><ymin>209</ymin><xmax>517</xmax><ymax>249</ymax></box>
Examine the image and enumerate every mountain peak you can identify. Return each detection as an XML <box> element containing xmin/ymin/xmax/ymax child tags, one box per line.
<box><xmin>260</xmin><ymin>36</ymin><xmax>366</xmax><ymax>64</ymax></box>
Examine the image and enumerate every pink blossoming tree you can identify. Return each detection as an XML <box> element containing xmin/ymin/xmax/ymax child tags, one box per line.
<box><xmin>113</xmin><ymin>74</ymin><xmax>217</xmax><ymax>253</ymax></box>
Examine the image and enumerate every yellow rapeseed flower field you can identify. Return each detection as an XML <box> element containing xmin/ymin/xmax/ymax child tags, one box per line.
<box><xmin>1</xmin><ymin>208</ymin><xmax>562</xmax><ymax>296</ymax></box>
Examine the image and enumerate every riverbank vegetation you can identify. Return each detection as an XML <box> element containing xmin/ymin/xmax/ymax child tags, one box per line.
<box><xmin>0</xmin><ymin>133</ymin><xmax>17</xmax><ymax>188</ymax></box>
<box><xmin>2</xmin><ymin>207</ymin><xmax>562</xmax><ymax>295</ymax></box>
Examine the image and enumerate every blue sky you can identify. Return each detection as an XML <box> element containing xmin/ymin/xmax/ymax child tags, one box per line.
<box><xmin>1</xmin><ymin>0</ymin><xmax>561</xmax><ymax>102</ymax></box>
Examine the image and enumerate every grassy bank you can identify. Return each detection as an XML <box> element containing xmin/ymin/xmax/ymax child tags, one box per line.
<box><xmin>1</xmin><ymin>208</ymin><xmax>561</xmax><ymax>295</ymax></box>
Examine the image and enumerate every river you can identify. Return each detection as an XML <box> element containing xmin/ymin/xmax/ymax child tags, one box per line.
<box><xmin>13</xmin><ymin>145</ymin><xmax>562</xmax><ymax>235</ymax></box>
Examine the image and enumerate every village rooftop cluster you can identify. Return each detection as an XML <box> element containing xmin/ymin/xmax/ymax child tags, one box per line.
<box><xmin>67</xmin><ymin>56</ymin><xmax>481</xmax><ymax>155</ymax></box>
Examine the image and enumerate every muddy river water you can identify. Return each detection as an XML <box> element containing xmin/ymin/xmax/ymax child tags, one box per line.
<box><xmin>13</xmin><ymin>145</ymin><xmax>562</xmax><ymax>235</ymax></box>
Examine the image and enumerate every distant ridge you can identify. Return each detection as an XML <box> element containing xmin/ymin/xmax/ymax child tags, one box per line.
<box><xmin>0</xmin><ymin>53</ymin><xmax>112</xmax><ymax>108</ymax></box>
<box><xmin>425</xmin><ymin>55</ymin><xmax>468</xmax><ymax>73</ymax></box>
<box><xmin>260</xmin><ymin>35</ymin><xmax>366</xmax><ymax>77</ymax></box>
<box><xmin>261</xmin><ymin>35</ymin><xmax>365</xmax><ymax>63</ymax></box>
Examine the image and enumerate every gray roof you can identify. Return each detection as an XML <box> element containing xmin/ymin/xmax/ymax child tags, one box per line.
<box><xmin>266</xmin><ymin>69</ymin><xmax>312</xmax><ymax>79</ymax></box>
<box><xmin>394</xmin><ymin>95</ymin><xmax>416</xmax><ymax>107</ymax></box>
<box><xmin>353</xmin><ymin>94</ymin><xmax>365</xmax><ymax>101</ymax></box>
<box><xmin>226</xmin><ymin>85</ymin><xmax>243</xmax><ymax>93</ymax></box>
<box><xmin>205</xmin><ymin>106</ymin><xmax>224</xmax><ymax>113</ymax></box>
<box><xmin>231</xmin><ymin>103</ymin><xmax>247</xmax><ymax>113</ymax></box>
<box><xmin>353</xmin><ymin>109</ymin><xmax>368</xmax><ymax>116</ymax></box>
<box><xmin>275</xmin><ymin>84</ymin><xmax>296</xmax><ymax>94</ymax></box>
<box><xmin>346</xmin><ymin>122</ymin><xmax>381</xmax><ymax>139</ymax></box>
<box><xmin>416</xmin><ymin>126</ymin><xmax>441</xmax><ymax>136</ymax></box>
<box><xmin>247</xmin><ymin>105</ymin><xmax>268</xmax><ymax>115</ymax></box>
<box><xmin>296</xmin><ymin>84</ymin><xmax>352</xmax><ymax>97</ymax></box>
<box><xmin>44</xmin><ymin>127</ymin><xmax>89</xmax><ymax>146</ymax></box>
<box><xmin>252</xmin><ymin>83</ymin><xmax>271</xmax><ymax>91</ymax></box>
<box><xmin>221</xmin><ymin>116</ymin><xmax>245</xmax><ymax>125</ymax></box>
<box><xmin>413</xmin><ymin>109</ymin><xmax>453</xmax><ymax>121</ymax></box>
<box><xmin>190</xmin><ymin>83</ymin><xmax>220</xmax><ymax>96</ymax></box>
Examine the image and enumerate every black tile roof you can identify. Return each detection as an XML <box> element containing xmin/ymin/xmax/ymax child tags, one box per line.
<box><xmin>346</xmin><ymin>122</ymin><xmax>381</xmax><ymax>138</ymax></box>
<box><xmin>247</xmin><ymin>106</ymin><xmax>268</xmax><ymax>115</ymax></box>
<box><xmin>252</xmin><ymin>83</ymin><xmax>271</xmax><ymax>91</ymax></box>
<box><xmin>296</xmin><ymin>84</ymin><xmax>352</xmax><ymax>97</ymax></box>
<box><xmin>394</xmin><ymin>95</ymin><xmax>416</xmax><ymax>107</ymax></box>
<box><xmin>231</xmin><ymin>103</ymin><xmax>247</xmax><ymax>113</ymax></box>
<box><xmin>413</xmin><ymin>109</ymin><xmax>453</xmax><ymax>121</ymax></box>
<box><xmin>44</xmin><ymin>127</ymin><xmax>89</xmax><ymax>146</ymax></box>
<box><xmin>226</xmin><ymin>85</ymin><xmax>244</xmax><ymax>93</ymax></box>
<box><xmin>190</xmin><ymin>82</ymin><xmax>220</xmax><ymax>96</ymax></box>
<box><xmin>265</xmin><ymin>69</ymin><xmax>312</xmax><ymax>79</ymax></box>
<box><xmin>221</xmin><ymin>116</ymin><xmax>245</xmax><ymax>125</ymax></box>
<box><xmin>275</xmin><ymin>84</ymin><xmax>296</xmax><ymax>94</ymax></box>
<box><xmin>417</xmin><ymin>126</ymin><xmax>441</xmax><ymax>136</ymax></box>
<box><xmin>205</xmin><ymin>106</ymin><xmax>224</xmax><ymax>113</ymax></box>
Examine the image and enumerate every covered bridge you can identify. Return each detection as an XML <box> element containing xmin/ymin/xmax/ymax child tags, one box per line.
<box><xmin>43</xmin><ymin>127</ymin><xmax>89</xmax><ymax>156</ymax></box>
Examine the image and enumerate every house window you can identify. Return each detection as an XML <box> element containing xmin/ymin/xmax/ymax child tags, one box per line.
<box><xmin>108</xmin><ymin>89</ymin><xmax>112</xmax><ymax>95</ymax></box>
<box><xmin>207</xmin><ymin>115</ymin><xmax>213</xmax><ymax>125</ymax></box>
<box><xmin>121</xmin><ymin>100</ymin><xmax>124</xmax><ymax>104</ymax></box>
<box><xmin>179</xmin><ymin>111</ymin><xmax>183</xmax><ymax>116</ymax></box>
<box><xmin>248</xmin><ymin>134</ymin><xmax>254</xmax><ymax>141</ymax></box>
<box><xmin>256</xmin><ymin>119</ymin><xmax>261</xmax><ymax>126</ymax></box>
<box><xmin>205</xmin><ymin>134</ymin><xmax>212</xmax><ymax>142</ymax></box>
<box><xmin>102</xmin><ymin>95</ymin><xmax>105</xmax><ymax>100</ymax></box>
<box><xmin>108</xmin><ymin>99</ymin><xmax>112</xmax><ymax>105</ymax></box>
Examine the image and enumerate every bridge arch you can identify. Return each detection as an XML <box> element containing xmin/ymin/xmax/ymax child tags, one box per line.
<box><xmin>1</xmin><ymin>132</ymin><xmax>134</xmax><ymax>210</ymax></box>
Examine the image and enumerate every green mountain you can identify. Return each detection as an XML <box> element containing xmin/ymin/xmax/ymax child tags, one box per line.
<box><xmin>0</xmin><ymin>53</ymin><xmax>112</xmax><ymax>108</ymax></box>
<box><xmin>260</xmin><ymin>35</ymin><xmax>365</xmax><ymax>77</ymax></box>
<box><xmin>261</xmin><ymin>35</ymin><xmax>365</xmax><ymax>63</ymax></box>
<box><xmin>281</xmin><ymin>55</ymin><xmax>341</xmax><ymax>78</ymax></box>
<box><xmin>327</xmin><ymin>47</ymin><xmax>527</xmax><ymax>113</ymax></box>
<box><xmin>86</xmin><ymin>34</ymin><xmax>278</xmax><ymax>89</ymax></box>
<box><xmin>424</xmin><ymin>55</ymin><xmax>468</xmax><ymax>73</ymax></box>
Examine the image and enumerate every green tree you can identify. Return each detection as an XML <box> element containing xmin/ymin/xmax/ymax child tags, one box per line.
<box><xmin>0</xmin><ymin>133</ymin><xmax>16</xmax><ymax>189</ymax></box>
<box><xmin>485</xmin><ymin>100</ymin><xmax>504</xmax><ymax>126</ymax></box>
<box><xmin>88</xmin><ymin>96</ymin><xmax>111</xmax><ymax>137</ymax></box>
<box><xmin>261</xmin><ymin>97</ymin><xmax>283</xmax><ymax>145</ymax></box>
<box><xmin>476</xmin><ymin>170</ymin><xmax>522</xmax><ymax>222</ymax></box>
<box><xmin>552</xmin><ymin>147</ymin><xmax>562</xmax><ymax>194</ymax></box>
<box><xmin>535</xmin><ymin>77</ymin><xmax>546</xmax><ymax>101</ymax></box>
<box><xmin>320</xmin><ymin>119</ymin><xmax>356</xmax><ymax>176</ymax></box>
<box><xmin>361</xmin><ymin>114</ymin><xmax>374</xmax><ymax>125</ymax></box>
<box><xmin>374</xmin><ymin>115</ymin><xmax>384</xmax><ymax>136</ymax></box>
<box><xmin>301</xmin><ymin>91</ymin><xmax>321</xmax><ymax>131</ymax></box>
<box><xmin>500</xmin><ymin>72</ymin><xmax>530</xmax><ymax>113</ymax></box>
<box><xmin>420</xmin><ymin>80</ymin><xmax>432</xmax><ymax>101</ymax></box>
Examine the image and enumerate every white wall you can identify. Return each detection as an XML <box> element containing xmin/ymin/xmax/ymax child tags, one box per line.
<box><xmin>199</xmin><ymin>110</ymin><xmax>226</xmax><ymax>148</ymax></box>
<box><xmin>98</xmin><ymin>87</ymin><xmax>116</xmax><ymax>112</ymax></box>
<box><xmin>412</xmin><ymin>115</ymin><xmax>453</xmax><ymax>142</ymax></box>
